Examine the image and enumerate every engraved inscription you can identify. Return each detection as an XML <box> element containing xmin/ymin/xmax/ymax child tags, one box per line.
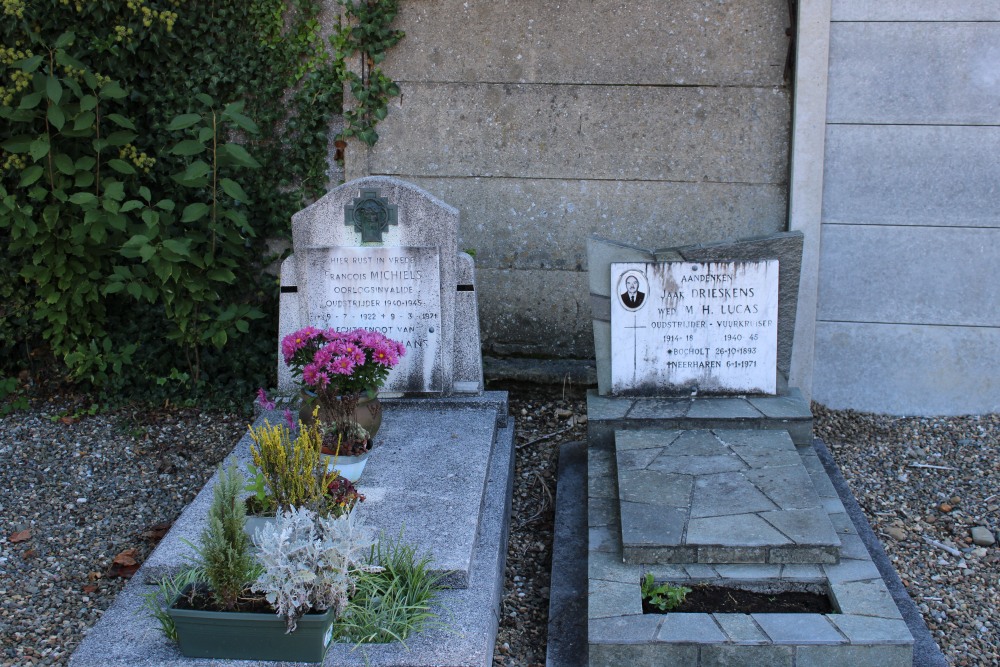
<box><xmin>610</xmin><ymin>260</ymin><xmax>779</xmax><ymax>395</ymax></box>
<box><xmin>303</xmin><ymin>246</ymin><xmax>442</xmax><ymax>392</ymax></box>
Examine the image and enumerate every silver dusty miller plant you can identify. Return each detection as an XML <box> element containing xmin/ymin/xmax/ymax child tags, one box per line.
<box><xmin>252</xmin><ymin>505</ymin><xmax>381</xmax><ymax>632</ymax></box>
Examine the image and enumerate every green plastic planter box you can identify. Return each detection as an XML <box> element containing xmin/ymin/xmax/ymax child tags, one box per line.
<box><xmin>168</xmin><ymin>588</ymin><xmax>336</xmax><ymax>663</ymax></box>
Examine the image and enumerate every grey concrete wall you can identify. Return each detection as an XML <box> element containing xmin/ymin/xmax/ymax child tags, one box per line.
<box><xmin>345</xmin><ymin>0</ymin><xmax>793</xmax><ymax>359</ymax></box>
<box><xmin>812</xmin><ymin>2</ymin><xmax>1000</xmax><ymax>414</ymax></box>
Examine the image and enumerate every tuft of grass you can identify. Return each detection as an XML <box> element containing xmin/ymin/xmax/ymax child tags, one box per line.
<box><xmin>335</xmin><ymin>531</ymin><xmax>446</xmax><ymax>644</ymax></box>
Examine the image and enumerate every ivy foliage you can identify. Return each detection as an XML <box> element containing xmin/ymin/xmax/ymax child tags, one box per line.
<box><xmin>339</xmin><ymin>0</ymin><xmax>403</xmax><ymax>147</ymax></box>
<box><xmin>0</xmin><ymin>0</ymin><xmax>400</xmax><ymax>405</ymax></box>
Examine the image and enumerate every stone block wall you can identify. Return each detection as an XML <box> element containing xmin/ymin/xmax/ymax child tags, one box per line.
<box><xmin>344</xmin><ymin>0</ymin><xmax>793</xmax><ymax>359</ymax></box>
<box><xmin>812</xmin><ymin>2</ymin><xmax>1000</xmax><ymax>414</ymax></box>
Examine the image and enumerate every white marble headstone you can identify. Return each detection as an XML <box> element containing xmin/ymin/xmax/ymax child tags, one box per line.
<box><xmin>610</xmin><ymin>260</ymin><xmax>779</xmax><ymax>395</ymax></box>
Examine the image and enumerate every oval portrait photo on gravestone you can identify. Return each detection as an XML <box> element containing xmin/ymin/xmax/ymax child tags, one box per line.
<box><xmin>617</xmin><ymin>270</ymin><xmax>648</xmax><ymax>311</ymax></box>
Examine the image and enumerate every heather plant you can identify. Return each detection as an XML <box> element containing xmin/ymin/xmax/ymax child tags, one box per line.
<box><xmin>252</xmin><ymin>505</ymin><xmax>380</xmax><ymax>632</ymax></box>
<box><xmin>247</xmin><ymin>415</ymin><xmax>338</xmax><ymax>512</ymax></box>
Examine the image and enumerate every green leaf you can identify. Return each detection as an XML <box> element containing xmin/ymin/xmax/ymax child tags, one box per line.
<box><xmin>18</xmin><ymin>165</ymin><xmax>44</xmax><ymax>187</ymax></box>
<box><xmin>211</xmin><ymin>329</ymin><xmax>228</xmax><ymax>347</ymax></box>
<box><xmin>139</xmin><ymin>245</ymin><xmax>156</xmax><ymax>262</ymax></box>
<box><xmin>15</xmin><ymin>55</ymin><xmax>43</xmax><ymax>73</ymax></box>
<box><xmin>120</xmin><ymin>200</ymin><xmax>143</xmax><ymax>213</ymax></box>
<box><xmin>103</xmin><ymin>181</ymin><xmax>125</xmax><ymax>201</ymax></box>
<box><xmin>47</xmin><ymin>104</ymin><xmax>66</xmax><ymax>130</ymax></box>
<box><xmin>181</xmin><ymin>202</ymin><xmax>210</xmax><ymax>222</ymax></box>
<box><xmin>2</xmin><ymin>136</ymin><xmax>32</xmax><ymax>153</ymax></box>
<box><xmin>46</xmin><ymin>77</ymin><xmax>63</xmax><ymax>104</ymax></box>
<box><xmin>79</xmin><ymin>95</ymin><xmax>97</xmax><ymax>112</ymax></box>
<box><xmin>75</xmin><ymin>156</ymin><xmax>96</xmax><ymax>171</ymax></box>
<box><xmin>106</xmin><ymin>130</ymin><xmax>137</xmax><ymax>147</ymax></box>
<box><xmin>166</xmin><ymin>113</ymin><xmax>202</xmax><ymax>131</ymax></box>
<box><xmin>29</xmin><ymin>137</ymin><xmax>50</xmax><ymax>161</ymax></box>
<box><xmin>154</xmin><ymin>199</ymin><xmax>175</xmax><ymax>212</ymax></box>
<box><xmin>172</xmin><ymin>160</ymin><xmax>211</xmax><ymax>186</ymax></box>
<box><xmin>217</xmin><ymin>143</ymin><xmax>260</xmax><ymax>168</ymax></box>
<box><xmin>206</xmin><ymin>268</ymin><xmax>236</xmax><ymax>283</ymax></box>
<box><xmin>54</xmin><ymin>32</ymin><xmax>76</xmax><ymax>49</ymax></box>
<box><xmin>127</xmin><ymin>282</ymin><xmax>142</xmax><ymax>299</ymax></box>
<box><xmin>54</xmin><ymin>153</ymin><xmax>75</xmax><ymax>175</ymax></box>
<box><xmin>103</xmin><ymin>281</ymin><xmax>125</xmax><ymax>294</ymax></box>
<box><xmin>18</xmin><ymin>92</ymin><xmax>43</xmax><ymax>110</ymax></box>
<box><xmin>235</xmin><ymin>319</ymin><xmax>249</xmax><ymax>333</ymax></box>
<box><xmin>99</xmin><ymin>81</ymin><xmax>127</xmax><ymax>100</ymax></box>
<box><xmin>124</xmin><ymin>234</ymin><xmax>150</xmax><ymax>248</ymax></box>
<box><xmin>194</xmin><ymin>93</ymin><xmax>214</xmax><ymax>107</ymax></box>
<box><xmin>105</xmin><ymin>113</ymin><xmax>135</xmax><ymax>130</ymax></box>
<box><xmin>69</xmin><ymin>192</ymin><xmax>97</xmax><ymax>205</ymax></box>
<box><xmin>138</xmin><ymin>186</ymin><xmax>151</xmax><ymax>202</ymax></box>
<box><xmin>108</xmin><ymin>159</ymin><xmax>136</xmax><ymax>175</ymax></box>
<box><xmin>219</xmin><ymin>178</ymin><xmax>249</xmax><ymax>202</ymax></box>
<box><xmin>169</xmin><ymin>139</ymin><xmax>205</xmax><ymax>156</ymax></box>
<box><xmin>73</xmin><ymin>111</ymin><xmax>96</xmax><ymax>131</ymax></box>
<box><xmin>74</xmin><ymin>171</ymin><xmax>94</xmax><ymax>188</ymax></box>
<box><xmin>54</xmin><ymin>51</ymin><xmax>85</xmax><ymax>71</ymax></box>
<box><xmin>162</xmin><ymin>238</ymin><xmax>191</xmax><ymax>257</ymax></box>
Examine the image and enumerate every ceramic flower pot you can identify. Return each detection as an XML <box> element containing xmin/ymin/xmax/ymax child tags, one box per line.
<box><xmin>167</xmin><ymin>585</ymin><xmax>335</xmax><ymax>662</ymax></box>
<box><xmin>300</xmin><ymin>392</ymin><xmax>383</xmax><ymax>440</ymax></box>
<box><xmin>321</xmin><ymin>450</ymin><xmax>370</xmax><ymax>483</ymax></box>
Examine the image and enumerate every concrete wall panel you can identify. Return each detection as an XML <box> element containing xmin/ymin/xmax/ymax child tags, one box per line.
<box><xmin>408</xmin><ymin>177</ymin><xmax>787</xmax><ymax>271</ymax></box>
<box><xmin>813</xmin><ymin>322</ymin><xmax>1000</xmax><ymax>415</ymax></box>
<box><xmin>817</xmin><ymin>225</ymin><xmax>1000</xmax><ymax>326</ymax></box>
<box><xmin>369</xmin><ymin>83</ymin><xmax>790</xmax><ymax>183</ymax></box>
<box><xmin>385</xmin><ymin>0</ymin><xmax>790</xmax><ymax>86</ymax></box>
<box><xmin>476</xmin><ymin>268</ymin><xmax>592</xmax><ymax>358</ymax></box>
<box><xmin>832</xmin><ymin>1</ymin><xmax>1000</xmax><ymax>22</ymax></box>
<box><xmin>828</xmin><ymin>22</ymin><xmax>1000</xmax><ymax>124</ymax></box>
<box><xmin>822</xmin><ymin>124</ymin><xmax>1000</xmax><ymax>227</ymax></box>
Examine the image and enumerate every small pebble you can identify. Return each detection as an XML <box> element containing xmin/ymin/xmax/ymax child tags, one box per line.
<box><xmin>971</xmin><ymin>526</ymin><xmax>995</xmax><ymax>547</ymax></box>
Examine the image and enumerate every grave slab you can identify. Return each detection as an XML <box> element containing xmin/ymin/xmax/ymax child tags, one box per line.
<box><xmin>616</xmin><ymin>429</ymin><xmax>840</xmax><ymax>565</ymax></box>
<box><xmin>144</xmin><ymin>395</ymin><xmax>506</xmax><ymax>589</ymax></box>
<box><xmin>74</xmin><ymin>394</ymin><xmax>513</xmax><ymax>667</ymax></box>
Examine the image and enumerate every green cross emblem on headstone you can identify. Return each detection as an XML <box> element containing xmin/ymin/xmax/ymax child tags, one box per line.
<box><xmin>345</xmin><ymin>188</ymin><xmax>398</xmax><ymax>243</ymax></box>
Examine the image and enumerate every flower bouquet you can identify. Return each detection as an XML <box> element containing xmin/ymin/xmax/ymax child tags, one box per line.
<box><xmin>281</xmin><ymin>326</ymin><xmax>405</xmax><ymax>455</ymax></box>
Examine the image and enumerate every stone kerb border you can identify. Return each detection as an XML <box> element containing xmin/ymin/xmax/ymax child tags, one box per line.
<box><xmin>587</xmin><ymin>438</ymin><xmax>914</xmax><ymax>666</ymax></box>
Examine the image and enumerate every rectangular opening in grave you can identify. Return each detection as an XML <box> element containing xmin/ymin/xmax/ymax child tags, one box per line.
<box><xmin>641</xmin><ymin>580</ymin><xmax>835</xmax><ymax>615</ymax></box>
<box><xmin>302</xmin><ymin>246</ymin><xmax>443</xmax><ymax>393</ymax></box>
<box><xmin>610</xmin><ymin>260</ymin><xmax>779</xmax><ymax>396</ymax></box>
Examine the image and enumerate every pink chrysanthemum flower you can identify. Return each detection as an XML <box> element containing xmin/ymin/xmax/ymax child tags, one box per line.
<box><xmin>330</xmin><ymin>355</ymin><xmax>356</xmax><ymax>376</ymax></box>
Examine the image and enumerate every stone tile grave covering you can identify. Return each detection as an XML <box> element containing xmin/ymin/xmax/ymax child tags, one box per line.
<box><xmin>549</xmin><ymin>231</ymin><xmax>916</xmax><ymax>665</ymax></box>
<box><xmin>616</xmin><ymin>429</ymin><xmax>840</xmax><ymax>565</ymax></box>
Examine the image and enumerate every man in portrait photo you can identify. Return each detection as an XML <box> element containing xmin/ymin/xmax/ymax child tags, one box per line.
<box><xmin>621</xmin><ymin>274</ymin><xmax>645</xmax><ymax>309</ymax></box>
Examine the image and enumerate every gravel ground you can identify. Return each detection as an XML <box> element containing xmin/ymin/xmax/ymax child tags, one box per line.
<box><xmin>815</xmin><ymin>404</ymin><xmax>1000</xmax><ymax>667</ymax></box>
<box><xmin>1</xmin><ymin>386</ymin><xmax>997</xmax><ymax>667</ymax></box>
